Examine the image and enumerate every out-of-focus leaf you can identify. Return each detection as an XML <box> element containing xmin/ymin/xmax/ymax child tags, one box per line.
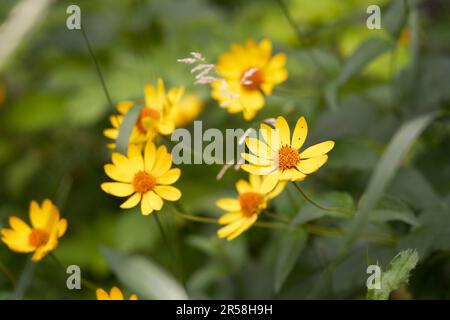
<box><xmin>383</xmin><ymin>0</ymin><xmax>407</xmax><ymax>38</ymax></box>
<box><xmin>101</xmin><ymin>246</ymin><xmax>188</xmax><ymax>300</ymax></box>
<box><xmin>369</xmin><ymin>196</ymin><xmax>419</xmax><ymax>227</ymax></box>
<box><xmin>293</xmin><ymin>192</ymin><xmax>355</xmax><ymax>225</ymax></box>
<box><xmin>338</xmin><ymin>37</ymin><xmax>394</xmax><ymax>86</ymax></box>
<box><xmin>116</xmin><ymin>105</ymin><xmax>142</xmax><ymax>154</ymax></box>
<box><xmin>367</xmin><ymin>249</ymin><xmax>418</xmax><ymax>300</ymax></box>
<box><xmin>327</xmin><ymin>139</ymin><xmax>379</xmax><ymax>171</ymax></box>
<box><xmin>274</xmin><ymin>228</ymin><xmax>307</xmax><ymax>293</ymax></box>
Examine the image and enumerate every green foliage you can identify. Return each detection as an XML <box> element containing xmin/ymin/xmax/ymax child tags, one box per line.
<box><xmin>367</xmin><ymin>249</ymin><xmax>419</xmax><ymax>300</ymax></box>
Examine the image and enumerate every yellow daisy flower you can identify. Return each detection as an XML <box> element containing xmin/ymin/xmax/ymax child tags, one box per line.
<box><xmin>171</xmin><ymin>93</ymin><xmax>203</xmax><ymax>127</ymax></box>
<box><xmin>217</xmin><ymin>174</ymin><xmax>286</xmax><ymax>240</ymax></box>
<box><xmin>241</xmin><ymin>116</ymin><xmax>334</xmax><ymax>190</ymax></box>
<box><xmin>211</xmin><ymin>39</ymin><xmax>288</xmax><ymax>120</ymax></box>
<box><xmin>103</xmin><ymin>79</ymin><xmax>186</xmax><ymax>148</ymax></box>
<box><xmin>96</xmin><ymin>286</ymin><xmax>138</xmax><ymax>300</ymax></box>
<box><xmin>1</xmin><ymin>199</ymin><xmax>67</xmax><ymax>262</ymax></box>
<box><xmin>101</xmin><ymin>140</ymin><xmax>182</xmax><ymax>216</ymax></box>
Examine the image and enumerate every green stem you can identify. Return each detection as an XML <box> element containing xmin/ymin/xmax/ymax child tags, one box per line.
<box><xmin>291</xmin><ymin>182</ymin><xmax>353</xmax><ymax>215</ymax></box>
<box><xmin>80</xmin><ymin>26</ymin><xmax>113</xmax><ymax>109</ymax></box>
<box><xmin>10</xmin><ymin>258</ymin><xmax>37</xmax><ymax>300</ymax></box>
<box><xmin>49</xmin><ymin>253</ymin><xmax>98</xmax><ymax>291</ymax></box>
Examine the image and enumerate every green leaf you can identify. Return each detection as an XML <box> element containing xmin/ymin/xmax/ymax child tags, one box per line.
<box><xmin>367</xmin><ymin>249</ymin><xmax>419</xmax><ymax>300</ymax></box>
<box><xmin>343</xmin><ymin>111</ymin><xmax>439</xmax><ymax>248</ymax></box>
<box><xmin>293</xmin><ymin>192</ymin><xmax>355</xmax><ymax>225</ymax></box>
<box><xmin>369</xmin><ymin>196</ymin><xmax>419</xmax><ymax>227</ymax></box>
<box><xmin>116</xmin><ymin>105</ymin><xmax>143</xmax><ymax>154</ymax></box>
<box><xmin>274</xmin><ymin>228</ymin><xmax>307</xmax><ymax>293</ymax></box>
<box><xmin>383</xmin><ymin>0</ymin><xmax>407</xmax><ymax>38</ymax></box>
<box><xmin>100</xmin><ymin>246</ymin><xmax>188</xmax><ymax>300</ymax></box>
<box><xmin>338</xmin><ymin>37</ymin><xmax>394</xmax><ymax>86</ymax></box>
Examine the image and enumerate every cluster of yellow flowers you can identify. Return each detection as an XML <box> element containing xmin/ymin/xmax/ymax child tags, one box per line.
<box><xmin>0</xmin><ymin>38</ymin><xmax>335</xmax><ymax>299</ymax></box>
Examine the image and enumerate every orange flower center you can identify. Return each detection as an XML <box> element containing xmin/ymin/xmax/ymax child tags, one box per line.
<box><xmin>241</xmin><ymin>67</ymin><xmax>263</xmax><ymax>91</ymax></box>
<box><xmin>278</xmin><ymin>146</ymin><xmax>300</xmax><ymax>171</ymax></box>
<box><xmin>133</xmin><ymin>171</ymin><xmax>156</xmax><ymax>194</ymax></box>
<box><xmin>239</xmin><ymin>192</ymin><xmax>264</xmax><ymax>217</ymax></box>
<box><xmin>28</xmin><ymin>229</ymin><xmax>49</xmax><ymax>247</ymax></box>
<box><xmin>136</xmin><ymin>108</ymin><xmax>160</xmax><ymax>133</ymax></box>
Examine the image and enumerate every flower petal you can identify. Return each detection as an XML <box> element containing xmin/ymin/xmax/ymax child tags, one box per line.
<box><xmin>143</xmin><ymin>191</ymin><xmax>163</xmax><ymax>211</ymax></box>
<box><xmin>275</xmin><ymin>116</ymin><xmax>291</xmax><ymax>147</ymax></box>
<box><xmin>120</xmin><ymin>193</ymin><xmax>142</xmax><ymax>209</ymax></box>
<box><xmin>96</xmin><ymin>289</ymin><xmax>110</xmax><ymax>300</ymax></box>
<box><xmin>152</xmin><ymin>145</ymin><xmax>172</xmax><ymax>176</ymax></box>
<box><xmin>236</xmin><ymin>179</ymin><xmax>252</xmax><ymax>194</ymax></box>
<box><xmin>144</xmin><ymin>141</ymin><xmax>157</xmax><ymax>171</ymax></box>
<box><xmin>127</xmin><ymin>145</ymin><xmax>144</xmax><ymax>172</ymax></box>
<box><xmin>296</xmin><ymin>155</ymin><xmax>328</xmax><ymax>174</ymax></box>
<box><xmin>260</xmin><ymin>173</ymin><xmax>280</xmax><ymax>194</ymax></box>
<box><xmin>104</xmin><ymin>164</ymin><xmax>134</xmax><ymax>183</ymax></box>
<box><xmin>300</xmin><ymin>141</ymin><xmax>335</xmax><ymax>159</ymax></box>
<box><xmin>101</xmin><ymin>182</ymin><xmax>134</xmax><ymax>197</ymax></box>
<box><xmin>216</xmin><ymin>198</ymin><xmax>241</xmax><ymax>211</ymax></box>
<box><xmin>291</xmin><ymin>116</ymin><xmax>308</xmax><ymax>149</ymax></box>
<box><xmin>110</xmin><ymin>287</ymin><xmax>124</xmax><ymax>300</ymax></box>
<box><xmin>245</xmin><ymin>137</ymin><xmax>274</xmax><ymax>159</ymax></box>
<box><xmin>241</xmin><ymin>164</ymin><xmax>276</xmax><ymax>175</ymax></box>
<box><xmin>241</xmin><ymin>152</ymin><xmax>273</xmax><ymax>166</ymax></box>
<box><xmin>154</xmin><ymin>186</ymin><xmax>181</xmax><ymax>201</ymax></box>
<box><xmin>218</xmin><ymin>212</ymin><xmax>242</xmax><ymax>224</ymax></box>
<box><xmin>226</xmin><ymin>215</ymin><xmax>258</xmax><ymax>240</ymax></box>
<box><xmin>156</xmin><ymin>168</ymin><xmax>181</xmax><ymax>185</ymax></box>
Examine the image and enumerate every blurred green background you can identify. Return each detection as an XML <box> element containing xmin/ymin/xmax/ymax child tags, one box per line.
<box><xmin>0</xmin><ymin>0</ymin><xmax>449</xmax><ymax>299</ymax></box>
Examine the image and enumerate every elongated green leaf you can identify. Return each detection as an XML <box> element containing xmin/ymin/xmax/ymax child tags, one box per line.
<box><xmin>383</xmin><ymin>0</ymin><xmax>407</xmax><ymax>38</ymax></box>
<box><xmin>344</xmin><ymin>112</ymin><xmax>438</xmax><ymax>247</ymax></box>
<box><xmin>367</xmin><ymin>249</ymin><xmax>419</xmax><ymax>300</ymax></box>
<box><xmin>116</xmin><ymin>105</ymin><xmax>143</xmax><ymax>155</ymax></box>
<box><xmin>100</xmin><ymin>246</ymin><xmax>188</xmax><ymax>300</ymax></box>
<box><xmin>338</xmin><ymin>37</ymin><xmax>394</xmax><ymax>85</ymax></box>
<box><xmin>274</xmin><ymin>228</ymin><xmax>307</xmax><ymax>293</ymax></box>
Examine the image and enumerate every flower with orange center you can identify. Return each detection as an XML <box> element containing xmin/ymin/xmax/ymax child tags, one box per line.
<box><xmin>1</xmin><ymin>199</ymin><xmax>67</xmax><ymax>262</ymax></box>
<box><xmin>96</xmin><ymin>286</ymin><xmax>138</xmax><ymax>300</ymax></box>
<box><xmin>101</xmin><ymin>140</ymin><xmax>182</xmax><ymax>216</ymax></box>
<box><xmin>104</xmin><ymin>79</ymin><xmax>202</xmax><ymax>149</ymax></box>
<box><xmin>241</xmin><ymin>116</ymin><xmax>335</xmax><ymax>190</ymax></box>
<box><xmin>211</xmin><ymin>39</ymin><xmax>288</xmax><ymax>120</ymax></box>
<box><xmin>216</xmin><ymin>174</ymin><xmax>286</xmax><ymax>240</ymax></box>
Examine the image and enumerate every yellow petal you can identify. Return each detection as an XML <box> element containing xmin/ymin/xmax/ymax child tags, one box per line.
<box><xmin>110</xmin><ymin>287</ymin><xmax>124</xmax><ymax>300</ymax></box>
<box><xmin>296</xmin><ymin>155</ymin><xmax>328</xmax><ymax>174</ymax></box>
<box><xmin>249</xmin><ymin>174</ymin><xmax>261</xmax><ymax>191</ymax></box>
<box><xmin>236</xmin><ymin>179</ymin><xmax>252</xmax><ymax>194</ymax></box>
<box><xmin>101</xmin><ymin>182</ymin><xmax>134</xmax><ymax>197</ymax></box>
<box><xmin>152</xmin><ymin>145</ymin><xmax>172</xmax><ymax>176</ymax></box>
<box><xmin>241</xmin><ymin>153</ymin><xmax>273</xmax><ymax>166</ymax></box>
<box><xmin>226</xmin><ymin>215</ymin><xmax>258</xmax><ymax>240</ymax></box>
<box><xmin>260</xmin><ymin>172</ymin><xmax>280</xmax><ymax>194</ymax></box>
<box><xmin>143</xmin><ymin>191</ymin><xmax>163</xmax><ymax>211</ymax></box>
<box><xmin>154</xmin><ymin>186</ymin><xmax>181</xmax><ymax>201</ymax></box>
<box><xmin>291</xmin><ymin>116</ymin><xmax>308</xmax><ymax>149</ymax></box>
<box><xmin>96</xmin><ymin>288</ymin><xmax>110</xmax><ymax>300</ymax></box>
<box><xmin>129</xmin><ymin>294</ymin><xmax>138</xmax><ymax>300</ymax></box>
<box><xmin>241</xmin><ymin>164</ymin><xmax>276</xmax><ymax>175</ymax></box>
<box><xmin>156</xmin><ymin>168</ymin><xmax>181</xmax><ymax>185</ymax></box>
<box><xmin>218</xmin><ymin>212</ymin><xmax>242</xmax><ymax>224</ymax></box>
<box><xmin>267</xmin><ymin>181</ymin><xmax>287</xmax><ymax>199</ymax></box>
<box><xmin>9</xmin><ymin>216</ymin><xmax>31</xmax><ymax>233</ymax></box>
<box><xmin>127</xmin><ymin>145</ymin><xmax>144</xmax><ymax>172</ymax></box>
<box><xmin>104</xmin><ymin>164</ymin><xmax>134</xmax><ymax>183</ymax></box>
<box><xmin>140</xmin><ymin>196</ymin><xmax>154</xmax><ymax>216</ymax></box>
<box><xmin>57</xmin><ymin>219</ymin><xmax>67</xmax><ymax>237</ymax></box>
<box><xmin>245</xmin><ymin>137</ymin><xmax>274</xmax><ymax>159</ymax></box>
<box><xmin>275</xmin><ymin>116</ymin><xmax>290</xmax><ymax>147</ymax></box>
<box><xmin>217</xmin><ymin>218</ymin><xmax>246</xmax><ymax>239</ymax></box>
<box><xmin>1</xmin><ymin>229</ymin><xmax>34</xmax><ymax>253</ymax></box>
<box><xmin>103</xmin><ymin>128</ymin><xmax>118</xmax><ymax>140</ymax></box>
<box><xmin>216</xmin><ymin>198</ymin><xmax>241</xmax><ymax>211</ymax></box>
<box><xmin>260</xmin><ymin>123</ymin><xmax>279</xmax><ymax>151</ymax></box>
<box><xmin>144</xmin><ymin>141</ymin><xmax>157</xmax><ymax>171</ymax></box>
<box><xmin>300</xmin><ymin>141</ymin><xmax>335</xmax><ymax>159</ymax></box>
<box><xmin>120</xmin><ymin>193</ymin><xmax>142</xmax><ymax>209</ymax></box>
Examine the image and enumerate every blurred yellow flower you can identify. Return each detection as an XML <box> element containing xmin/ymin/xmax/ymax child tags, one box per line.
<box><xmin>241</xmin><ymin>116</ymin><xmax>334</xmax><ymax>190</ymax></box>
<box><xmin>171</xmin><ymin>93</ymin><xmax>203</xmax><ymax>127</ymax></box>
<box><xmin>211</xmin><ymin>39</ymin><xmax>288</xmax><ymax>120</ymax></box>
<box><xmin>101</xmin><ymin>140</ymin><xmax>182</xmax><ymax>216</ymax></box>
<box><xmin>1</xmin><ymin>199</ymin><xmax>67</xmax><ymax>262</ymax></box>
<box><xmin>96</xmin><ymin>286</ymin><xmax>138</xmax><ymax>300</ymax></box>
<box><xmin>104</xmin><ymin>79</ymin><xmax>195</xmax><ymax>148</ymax></box>
<box><xmin>217</xmin><ymin>174</ymin><xmax>285</xmax><ymax>240</ymax></box>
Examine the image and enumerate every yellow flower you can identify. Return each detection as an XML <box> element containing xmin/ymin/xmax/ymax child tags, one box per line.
<box><xmin>211</xmin><ymin>39</ymin><xmax>288</xmax><ymax>120</ymax></box>
<box><xmin>101</xmin><ymin>140</ymin><xmax>182</xmax><ymax>216</ymax></box>
<box><xmin>241</xmin><ymin>116</ymin><xmax>334</xmax><ymax>190</ymax></box>
<box><xmin>96</xmin><ymin>286</ymin><xmax>138</xmax><ymax>300</ymax></box>
<box><xmin>103</xmin><ymin>79</ymin><xmax>186</xmax><ymax>148</ymax></box>
<box><xmin>1</xmin><ymin>199</ymin><xmax>67</xmax><ymax>262</ymax></box>
<box><xmin>172</xmin><ymin>93</ymin><xmax>203</xmax><ymax>127</ymax></box>
<box><xmin>217</xmin><ymin>174</ymin><xmax>286</xmax><ymax>240</ymax></box>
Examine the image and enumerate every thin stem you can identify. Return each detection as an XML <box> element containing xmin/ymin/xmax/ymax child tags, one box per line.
<box><xmin>80</xmin><ymin>26</ymin><xmax>113</xmax><ymax>109</ymax></box>
<box><xmin>291</xmin><ymin>182</ymin><xmax>353</xmax><ymax>215</ymax></box>
<box><xmin>10</xmin><ymin>258</ymin><xmax>37</xmax><ymax>300</ymax></box>
<box><xmin>275</xmin><ymin>0</ymin><xmax>328</xmax><ymax>75</ymax></box>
